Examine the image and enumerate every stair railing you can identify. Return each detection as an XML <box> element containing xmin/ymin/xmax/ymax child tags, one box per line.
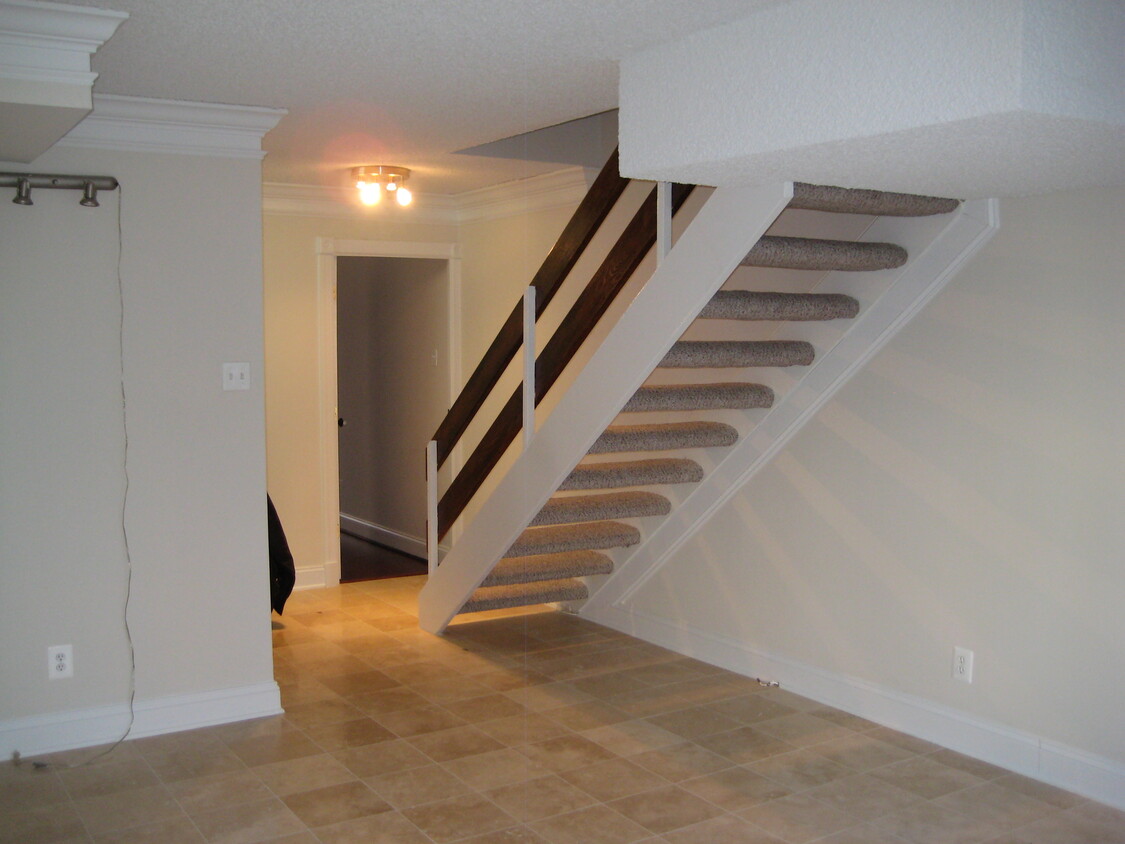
<box><xmin>426</xmin><ymin>147</ymin><xmax>692</xmax><ymax>566</ymax></box>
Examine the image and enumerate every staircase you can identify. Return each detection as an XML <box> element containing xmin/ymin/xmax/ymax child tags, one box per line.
<box><xmin>419</xmin><ymin>165</ymin><xmax>997</xmax><ymax>634</ymax></box>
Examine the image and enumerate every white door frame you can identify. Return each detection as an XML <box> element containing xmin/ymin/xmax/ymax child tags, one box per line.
<box><xmin>315</xmin><ymin>237</ymin><xmax>461</xmax><ymax>586</ymax></box>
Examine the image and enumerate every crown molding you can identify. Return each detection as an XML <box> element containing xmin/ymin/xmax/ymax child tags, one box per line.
<box><xmin>263</xmin><ymin>166</ymin><xmax>592</xmax><ymax>226</ymax></box>
<box><xmin>57</xmin><ymin>93</ymin><xmax>287</xmax><ymax>159</ymax></box>
<box><xmin>0</xmin><ymin>1</ymin><xmax>127</xmax><ymax>60</ymax></box>
<box><xmin>263</xmin><ymin>181</ymin><xmax>458</xmax><ymax>226</ymax></box>
<box><xmin>455</xmin><ymin>167</ymin><xmax>592</xmax><ymax>223</ymax></box>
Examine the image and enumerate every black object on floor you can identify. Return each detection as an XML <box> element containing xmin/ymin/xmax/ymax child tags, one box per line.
<box><xmin>340</xmin><ymin>532</ymin><xmax>427</xmax><ymax>582</ymax></box>
<box><xmin>268</xmin><ymin>495</ymin><xmax>296</xmax><ymax>614</ymax></box>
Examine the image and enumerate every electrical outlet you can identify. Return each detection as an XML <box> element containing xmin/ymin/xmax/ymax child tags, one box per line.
<box><xmin>952</xmin><ymin>646</ymin><xmax>973</xmax><ymax>684</ymax></box>
<box><xmin>48</xmin><ymin>645</ymin><xmax>73</xmax><ymax>680</ymax></box>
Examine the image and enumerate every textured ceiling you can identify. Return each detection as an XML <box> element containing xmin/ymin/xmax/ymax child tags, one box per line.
<box><xmin>63</xmin><ymin>0</ymin><xmax>775</xmax><ymax>194</ymax></box>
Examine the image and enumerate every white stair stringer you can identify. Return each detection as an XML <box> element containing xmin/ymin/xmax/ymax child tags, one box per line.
<box><xmin>579</xmin><ymin>198</ymin><xmax>1000</xmax><ymax>621</ymax></box>
<box><xmin>417</xmin><ymin>182</ymin><xmax>796</xmax><ymax>634</ymax></box>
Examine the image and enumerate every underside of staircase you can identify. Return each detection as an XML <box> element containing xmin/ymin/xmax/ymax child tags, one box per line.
<box><xmin>419</xmin><ymin>174</ymin><xmax>997</xmax><ymax>634</ymax></box>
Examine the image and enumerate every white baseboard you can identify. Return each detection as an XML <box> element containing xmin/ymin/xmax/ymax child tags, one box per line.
<box><xmin>340</xmin><ymin>513</ymin><xmax>426</xmax><ymax>559</ymax></box>
<box><xmin>294</xmin><ymin>564</ymin><xmax>329</xmax><ymax>590</ymax></box>
<box><xmin>1</xmin><ymin>681</ymin><xmax>282</xmax><ymax>759</ymax></box>
<box><xmin>585</xmin><ymin>603</ymin><xmax>1125</xmax><ymax>811</ymax></box>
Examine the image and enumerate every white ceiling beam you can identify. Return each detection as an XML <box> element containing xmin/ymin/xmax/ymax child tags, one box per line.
<box><xmin>0</xmin><ymin>0</ymin><xmax>128</xmax><ymax>162</ymax></box>
<box><xmin>619</xmin><ymin>0</ymin><xmax>1125</xmax><ymax>198</ymax></box>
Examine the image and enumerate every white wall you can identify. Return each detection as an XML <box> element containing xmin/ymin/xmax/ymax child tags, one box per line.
<box><xmin>620</xmin><ymin>185</ymin><xmax>1125</xmax><ymax>768</ymax></box>
<box><xmin>1</xmin><ymin>135</ymin><xmax>279</xmax><ymax>753</ymax></box>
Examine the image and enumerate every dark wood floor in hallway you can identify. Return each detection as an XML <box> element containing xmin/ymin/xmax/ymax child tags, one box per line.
<box><xmin>340</xmin><ymin>532</ymin><xmax>427</xmax><ymax>583</ymax></box>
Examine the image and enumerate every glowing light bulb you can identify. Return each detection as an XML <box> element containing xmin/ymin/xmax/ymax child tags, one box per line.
<box><xmin>395</xmin><ymin>186</ymin><xmax>412</xmax><ymax>206</ymax></box>
<box><xmin>358</xmin><ymin>182</ymin><xmax>381</xmax><ymax>205</ymax></box>
<box><xmin>386</xmin><ymin>180</ymin><xmax>397</xmax><ymax>191</ymax></box>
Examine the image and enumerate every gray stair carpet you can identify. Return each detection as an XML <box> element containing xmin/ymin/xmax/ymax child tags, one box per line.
<box><xmin>623</xmin><ymin>382</ymin><xmax>774</xmax><ymax>412</ymax></box>
<box><xmin>743</xmin><ymin>236</ymin><xmax>907</xmax><ymax>271</ymax></box>
<box><xmin>661</xmin><ymin>340</ymin><xmax>814</xmax><ymax>368</ymax></box>
<box><xmin>531</xmin><ymin>491</ymin><xmax>671</xmax><ymax>526</ymax></box>
<box><xmin>791</xmin><ymin>183</ymin><xmax>960</xmax><ymax>217</ymax></box>
<box><xmin>590</xmin><ymin>421</ymin><xmax>738</xmax><ymax>454</ymax></box>
<box><xmin>560</xmin><ymin>457</ymin><xmax>704</xmax><ymax>491</ymax></box>
<box><xmin>483</xmin><ymin>550</ymin><xmax>613</xmax><ymax>586</ymax></box>
<box><xmin>506</xmin><ymin>520</ymin><xmax>640</xmax><ymax>557</ymax></box>
<box><xmin>462</xmin><ymin>578</ymin><xmax>588</xmax><ymax>614</ymax></box>
<box><xmin>700</xmin><ymin>291</ymin><xmax>859</xmax><ymax>322</ymax></box>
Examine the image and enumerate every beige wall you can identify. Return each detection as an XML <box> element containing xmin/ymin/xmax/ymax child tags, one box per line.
<box><xmin>624</xmin><ymin>185</ymin><xmax>1125</xmax><ymax>764</ymax></box>
<box><xmin>263</xmin><ymin>201</ymin><xmax>578</xmax><ymax>577</ymax></box>
<box><xmin>1</xmin><ymin>143</ymin><xmax>273</xmax><ymax>745</ymax></box>
<box><xmin>262</xmin><ymin>213</ymin><xmax>456</xmax><ymax>576</ymax></box>
<box><xmin>458</xmin><ymin>206</ymin><xmax>574</xmax><ymax>368</ymax></box>
<box><xmin>337</xmin><ymin>256</ymin><xmax>450</xmax><ymax>543</ymax></box>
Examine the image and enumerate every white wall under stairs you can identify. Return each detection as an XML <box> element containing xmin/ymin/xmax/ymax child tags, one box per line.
<box><xmin>581</xmin><ymin>198</ymin><xmax>999</xmax><ymax>615</ymax></box>
<box><xmin>419</xmin><ymin>184</ymin><xmax>998</xmax><ymax>635</ymax></box>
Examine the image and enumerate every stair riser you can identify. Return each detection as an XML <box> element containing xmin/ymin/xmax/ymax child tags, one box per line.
<box><xmin>484</xmin><ymin>552</ymin><xmax>614</xmax><ymax>587</ymax></box>
<box><xmin>531</xmin><ymin>493</ymin><xmax>671</xmax><ymax>526</ymax></box>
<box><xmin>590</xmin><ymin>427</ymin><xmax>738</xmax><ymax>453</ymax></box>
<box><xmin>624</xmin><ymin>384</ymin><xmax>774</xmax><ymax>412</ymax></box>
<box><xmin>561</xmin><ymin>465</ymin><xmax>703</xmax><ymax>491</ymax></box>
<box><xmin>462</xmin><ymin>579</ymin><xmax>588</xmax><ymax>614</ymax></box>
<box><xmin>661</xmin><ymin>341</ymin><xmax>814</xmax><ymax>368</ymax></box>
<box><xmin>743</xmin><ymin>236</ymin><xmax>907</xmax><ymax>271</ymax></box>
<box><xmin>790</xmin><ymin>183</ymin><xmax>960</xmax><ymax>217</ymax></box>
<box><xmin>699</xmin><ymin>291</ymin><xmax>859</xmax><ymax>322</ymax></box>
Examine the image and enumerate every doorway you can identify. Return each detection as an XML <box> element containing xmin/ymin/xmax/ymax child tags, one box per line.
<box><xmin>314</xmin><ymin>238</ymin><xmax>461</xmax><ymax>587</ymax></box>
<box><xmin>336</xmin><ymin>255</ymin><xmax>451</xmax><ymax>581</ymax></box>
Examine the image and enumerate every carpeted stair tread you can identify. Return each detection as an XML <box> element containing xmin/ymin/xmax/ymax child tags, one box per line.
<box><xmin>661</xmin><ymin>340</ymin><xmax>814</xmax><ymax>368</ymax></box>
<box><xmin>462</xmin><ymin>579</ymin><xmax>588</xmax><ymax>613</ymax></box>
<box><xmin>531</xmin><ymin>491</ymin><xmax>671</xmax><ymax>526</ymax></box>
<box><xmin>624</xmin><ymin>382</ymin><xmax>774</xmax><ymax>412</ymax></box>
<box><xmin>483</xmin><ymin>550</ymin><xmax>614</xmax><ymax>586</ymax></box>
<box><xmin>590</xmin><ymin>421</ymin><xmax>738</xmax><ymax>454</ymax></box>
<box><xmin>743</xmin><ymin>236</ymin><xmax>907</xmax><ymax>271</ymax></box>
<box><xmin>700</xmin><ymin>291</ymin><xmax>859</xmax><ymax>322</ymax></box>
<box><xmin>506</xmin><ymin>520</ymin><xmax>640</xmax><ymax>557</ymax></box>
<box><xmin>791</xmin><ymin>183</ymin><xmax>960</xmax><ymax>217</ymax></box>
<box><xmin>561</xmin><ymin>457</ymin><xmax>703</xmax><ymax>491</ymax></box>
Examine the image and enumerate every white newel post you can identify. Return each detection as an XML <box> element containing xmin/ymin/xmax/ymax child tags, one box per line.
<box><xmin>657</xmin><ymin>181</ymin><xmax>672</xmax><ymax>263</ymax></box>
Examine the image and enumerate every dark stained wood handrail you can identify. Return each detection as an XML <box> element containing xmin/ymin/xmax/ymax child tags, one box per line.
<box><xmin>431</xmin><ymin>149</ymin><xmax>628</xmax><ymax>467</ymax></box>
<box><xmin>437</xmin><ymin>182</ymin><xmax>694</xmax><ymax>538</ymax></box>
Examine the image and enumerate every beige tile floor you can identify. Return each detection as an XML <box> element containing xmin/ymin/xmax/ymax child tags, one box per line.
<box><xmin>4</xmin><ymin>575</ymin><xmax>1123</xmax><ymax>843</ymax></box>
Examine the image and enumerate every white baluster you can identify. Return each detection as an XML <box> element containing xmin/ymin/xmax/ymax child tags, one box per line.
<box><xmin>426</xmin><ymin>439</ymin><xmax>438</xmax><ymax>573</ymax></box>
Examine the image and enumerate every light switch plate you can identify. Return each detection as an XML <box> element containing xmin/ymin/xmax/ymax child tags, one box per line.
<box><xmin>222</xmin><ymin>362</ymin><xmax>250</xmax><ymax>391</ymax></box>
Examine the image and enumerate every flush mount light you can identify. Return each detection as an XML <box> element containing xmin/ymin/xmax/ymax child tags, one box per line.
<box><xmin>351</xmin><ymin>165</ymin><xmax>413</xmax><ymax>207</ymax></box>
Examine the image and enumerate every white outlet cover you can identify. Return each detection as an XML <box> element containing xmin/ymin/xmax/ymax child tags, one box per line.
<box><xmin>953</xmin><ymin>646</ymin><xmax>974</xmax><ymax>684</ymax></box>
<box><xmin>48</xmin><ymin>644</ymin><xmax>73</xmax><ymax>680</ymax></box>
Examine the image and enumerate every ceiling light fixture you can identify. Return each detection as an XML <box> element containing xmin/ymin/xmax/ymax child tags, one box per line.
<box><xmin>351</xmin><ymin>165</ymin><xmax>412</xmax><ymax>207</ymax></box>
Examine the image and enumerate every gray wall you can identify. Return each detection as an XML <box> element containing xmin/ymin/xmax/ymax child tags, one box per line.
<box><xmin>336</xmin><ymin>257</ymin><xmax>450</xmax><ymax>544</ymax></box>
<box><xmin>0</xmin><ymin>143</ymin><xmax>274</xmax><ymax>752</ymax></box>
